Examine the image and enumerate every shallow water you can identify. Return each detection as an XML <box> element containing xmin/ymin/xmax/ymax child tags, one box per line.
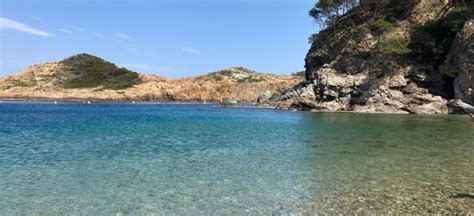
<box><xmin>0</xmin><ymin>102</ymin><xmax>473</xmax><ymax>214</ymax></box>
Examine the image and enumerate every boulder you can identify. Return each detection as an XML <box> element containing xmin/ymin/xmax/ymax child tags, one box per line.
<box><xmin>256</xmin><ymin>90</ymin><xmax>277</xmax><ymax>104</ymax></box>
<box><xmin>448</xmin><ymin>99</ymin><xmax>474</xmax><ymax>114</ymax></box>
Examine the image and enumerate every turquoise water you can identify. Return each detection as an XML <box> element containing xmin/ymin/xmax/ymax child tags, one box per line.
<box><xmin>0</xmin><ymin>102</ymin><xmax>473</xmax><ymax>214</ymax></box>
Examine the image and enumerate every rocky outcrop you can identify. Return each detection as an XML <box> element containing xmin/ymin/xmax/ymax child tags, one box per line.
<box><xmin>441</xmin><ymin>18</ymin><xmax>474</xmax><ymax>106</ymax></box>
<box><xmin>259</xmin><ymin>0</ymin><xmax>472</xmax><ymax>114</ymax></box>
<box><xmin>448</xmin><ymin>99</ymin><xmax>474</xmax><ymax>113</ymax></box>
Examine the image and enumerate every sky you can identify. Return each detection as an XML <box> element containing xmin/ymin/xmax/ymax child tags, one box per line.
<box><xmin>0</xmin><ymin>0</ymin><xmax>318</xmax><ymax>78</ymax></box>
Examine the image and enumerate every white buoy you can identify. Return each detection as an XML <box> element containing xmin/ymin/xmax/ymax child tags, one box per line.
<box><xmin>87</xmin><ymin>101</ymin><xmax>91</xmax><ymax>104</ymax></box>
<box><xmin>132</xmin><ymin>101</ymin><xmax>136</xmax><ymax>104</ymax></box>
<box><xmin>54</xmin><ymin>101</ymin><xmax>58</xmax><ymax>104</ymax></box>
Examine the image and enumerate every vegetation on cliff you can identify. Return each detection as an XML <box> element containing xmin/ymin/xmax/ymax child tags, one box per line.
<box><xmin>261</xmin><ymin>0</ymin><xmax>473</xmax><ymax>114</ymax></box>
<box><xmin>409</xmin><ymin>7</ymin><xmax>471</xmax><ymax>66</ymax></box>
<box><xmin>308</xmin><ymin>0</ymin><xmax>472</xmax><ymax>74</ymax></box>
<box><xmin>309</xmin><ymin>0</ymin><xmax>359</xmax><ymax>29</ymax></box>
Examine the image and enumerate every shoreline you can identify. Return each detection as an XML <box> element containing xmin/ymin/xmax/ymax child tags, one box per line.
<box><xmin>0</xmin><ymin>97</ymin><xmax>259</xmax><ymax>108</ymax></box>
<box><xmin>2</xmin><ymin>97</ymin><xmax>470</xmax><ymax>116</ymax></box>
<box><xmin>0</xmin><ymin>97</ymin><xmax>249</xmax><ymax>105</ymax></box>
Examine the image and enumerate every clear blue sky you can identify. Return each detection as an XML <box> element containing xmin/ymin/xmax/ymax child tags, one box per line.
<box><xmin>0</xmin><ymin>0</ymin><xmax>318</xmax><ymax>78</ymax></box>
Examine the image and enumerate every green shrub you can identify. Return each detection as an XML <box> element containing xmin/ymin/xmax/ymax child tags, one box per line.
<box><xmin>369</xmin><ymin>19</ymin><xmax>396</xmax><ymax>36</ymax></box>
<box><xmin>381</xmin><ymin>38</ymin><xmax>410</xmax><ymax>55</ymax></box>
<box><xmin>291</xmin><ymin>71</ymin><xmax>306</xmax><ymax>77</ymax></box>
<box><xmin>213</xmin><ymin>75</ymin><xmax>225</xmax><ymax>81</ymax></box>
<box><xmin>11</xmin><ymin>80</ymin><xmax>32</xmax><ymax>87</ymax></box>
<box><xmin>409</xmin><ymin>9</ymin><xmax>469</xmax><ymax>65</ymax></box>
<box><xmin>237</xmin><ymin>76</ymin><xmax>264</xmax><ymax>83</ymax></box>
<box><xmin>450</xmin><ymin>6</ymin><xmax>470</xmax><ymax>14</ymax></box>
<box><xmin>308</xmin><ymin>33</ymin><xmax>318</xmax><ymax>43</ymax></box>
<box><xmin>414</xmin><ymin>3</ymin><xmax>445</xmax><ymax>14</ymax></box>
<box><xmin>354</xmin><ymin>25</ymin><xmax>370</xmax><ymax>37</ymax></box>
<box><xmin>62</xmin><ymin>54</ymin><xmax>139</xmax><ymax>89</ymax></box>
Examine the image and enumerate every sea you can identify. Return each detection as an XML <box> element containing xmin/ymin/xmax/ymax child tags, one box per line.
<box><xmin>0</xmin><ymin>101</ymin><xmax>472</xmax><ymax>214</ymax></box>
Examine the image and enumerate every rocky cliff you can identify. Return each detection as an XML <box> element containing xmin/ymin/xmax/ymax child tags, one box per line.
<box><xmin>259</xmin><ymin>0</ymin><xmax>473</xmax><ymax>114</ymax></box>
<box><xmin>0</xmin><ymin>54</ymin><xmax>301</xmax><ymax>103</ymax></box>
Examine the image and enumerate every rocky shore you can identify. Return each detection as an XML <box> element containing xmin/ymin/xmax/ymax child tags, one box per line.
<box><xmin>257</xmin><ymin>0</ymin><xmax>474</xmax><ymax>114</ymax></box>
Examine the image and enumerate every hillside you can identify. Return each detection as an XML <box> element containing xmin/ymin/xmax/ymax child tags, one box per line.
<box><xmin>258</xmin><ymin>0</ymin><xmax>474</xmax><ymax>114</ymax></box>
<box><xmin>0</xmin><ymin>54</ymin><xmax>301</xmax><ymax>103</ymax></box>
<box><xmin>0</xmin><ymin>54</ymin><xmax>140</xmax><ymax>90</ymax></box>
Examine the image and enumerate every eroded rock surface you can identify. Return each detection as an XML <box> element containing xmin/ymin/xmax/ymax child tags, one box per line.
<box><xmin>441</xmin><ymin>18</ymin><xmax>474</xmax><ymax>106</ymax></box>
<box><xmin>258</xmin><ymin>1</ymin><xmax>473</xmax><ymax>114</ymax></box>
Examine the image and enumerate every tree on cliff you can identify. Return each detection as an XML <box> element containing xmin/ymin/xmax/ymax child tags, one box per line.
<box><xmin>309</xmin><ymin>0</ymin><xmax>359</xmax><ymax>29</ymax></box>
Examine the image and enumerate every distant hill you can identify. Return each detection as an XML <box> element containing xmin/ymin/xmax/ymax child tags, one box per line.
<box><xmin>0</xmin><ymin>54</ymin><xmax>301</xmax><ymax>103</ymax></box>
<box><xmin>60</xmin><ymin>54</ymin><xmax>140</xmax><ymax>89</ymax></box>
<box><xmin>1</xmin><ymin>54</ymin><xmax>139</xmax><ymax>90</ymax></box>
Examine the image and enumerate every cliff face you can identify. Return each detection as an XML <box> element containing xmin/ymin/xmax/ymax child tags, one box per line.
<box><xmin>0</xmin><ymin>55</ymin><xmax>301</xmax><ymax>103</ymax></box>
<box><xmin>441</xmin><ymin>18</ymin><xmax>474</xmax><ymax>105</ymax></box>
<box><xmin>259</xmin><ymin>0</ymin><xmax>473</xmax><ymax>114</ymax></box>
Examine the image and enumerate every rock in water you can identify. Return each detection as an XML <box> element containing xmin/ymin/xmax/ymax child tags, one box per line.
<box><xmin>448</xmin><ymin>99</ymin><xmax>474</xmax><ymax>114</ymax></box>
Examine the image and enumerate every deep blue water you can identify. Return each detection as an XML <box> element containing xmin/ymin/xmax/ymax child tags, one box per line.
<box><xmin>0</xmin><ymin>101</ymin><xmax>473</xmax><ymax>214</ymax></box>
